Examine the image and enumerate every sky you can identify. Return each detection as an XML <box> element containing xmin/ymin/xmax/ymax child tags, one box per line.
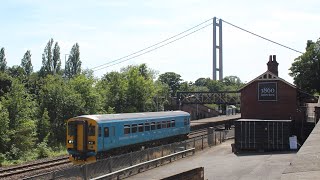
<box><xmin>1</xmin><ymin>0</ymin><xmax>320</xmax><ymax>84</ymax></box>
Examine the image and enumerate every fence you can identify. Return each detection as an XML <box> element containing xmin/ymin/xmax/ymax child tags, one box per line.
<box><xmin>24</xmin><ymin>129</ymin><xmax>234</xmax><ymax>180</ymax></box>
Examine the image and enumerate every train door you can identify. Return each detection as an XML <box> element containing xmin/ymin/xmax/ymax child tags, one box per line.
<box><xmin>68</xmin><ymin>120</ymin><xmax>88</xmax><ymax>152</ymax></box>
<box><xmin>103</xmin><ymin>126</ymin><xmax>116</xmax><ymax>150</ymax></box>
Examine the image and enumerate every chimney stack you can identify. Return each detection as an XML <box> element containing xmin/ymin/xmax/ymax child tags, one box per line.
<box><xmin>267</xmin><ymin>55</ymin><xmax>279</xmax><ymax>76</ymax></box>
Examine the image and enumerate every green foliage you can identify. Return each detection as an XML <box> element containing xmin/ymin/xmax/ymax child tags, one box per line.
<box><xmin>37</xmin><ymin>108</ymin><xmax>50</xmax><ymax>142</ymax></box>
<box><xmin>158</xmin><ymin>72</ymin><xmax>182</xmax><ymax>96</ymax></box>
<box><xmin>290</xmin><ymin>39</ymin><xmax>320</xmax><ymax>94</ymax></box>
<box><xmin>7</xmin><ymin>65</ymin><xmax>26</xmax><ymax>81</ymax></box>
<box><xmin>36</xmin><ymin>136</ymin><xmax>52</xmax><ymax>158</ymax></box>
<box><xmin>40</xmin><ymin>38</ymin><xmax>54</xmax><ymax>76</ymax></box>
<box><xmin>65</xmin><ymin>43</ymin><xmax>81</xmax><ymax>78</ymax></box>
<box><xmin>0</xmin><ymin>47</ymin><xmax>6</xmax><ymax>72</ymax></box>
<box><xmin>52</xmin><ymin>42</ymin><xmax>61</xmax><ymax>75</ymax></box>
<box><xmin>69</xmin><ymin>74</ymin><xmax>103</xmax><ymax>114</ymax></box>
<box><xmin>39</xmin><ymin>75</ymin><xmax>83</xmax><ymax>145</ymax></box>
<box><xmin>1</xmin><ymin>79</ymin><xmax>37</xmax><ymax>159</ymax></box>
<box><xmin>0</xmin><ymin>72</ymin><xmax>12</xmax><ymax>96</ymax></box>
<box><xmin>0</xmin><ymin>102</ymin><xmax>10</xmax><ymax>154</ymax></box>
<box><xmin>21</xmin><ymin>50</ymin><xmax>33</xmax><ymax>76</ymax></box>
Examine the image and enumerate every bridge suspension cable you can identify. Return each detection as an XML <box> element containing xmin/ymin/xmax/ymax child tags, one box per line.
<box><xmin>92</xmin><ymin>18</ymin><xmax>214</xmax><ymax>71</ymax></box>
<box><xmin>222</xmin><ymin>19</ymin><xmax>303</xmax><ymax>54</ymax></box>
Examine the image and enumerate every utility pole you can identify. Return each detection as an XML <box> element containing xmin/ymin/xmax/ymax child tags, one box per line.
<box><xmin>213</xmin><ymin>17</ymin><xmax>223</xmax><ymax>81</ymax></box>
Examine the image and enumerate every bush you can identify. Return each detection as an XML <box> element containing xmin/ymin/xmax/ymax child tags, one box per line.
<box><xmin>36</xmin><ymin>138</ymin><xmax>52</xmax><ymax>158</ymax></box>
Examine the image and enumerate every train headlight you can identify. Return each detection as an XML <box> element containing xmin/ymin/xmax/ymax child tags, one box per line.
<box><xmin>68</xmin><ymin>140</ymin><xmax>74</xmax><ymax>144</ymax></box>
<box><xmin>88</xmin><ymin>141</ymin><xmax>95</xmax><ymax>145</ymax></box>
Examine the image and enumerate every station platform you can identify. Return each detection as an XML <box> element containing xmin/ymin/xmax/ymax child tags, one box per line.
<box><xmin>130</xmin><ymin>139</ymin><xmax>295</xmax><ymax>180</ymax></box>
<box><xmin>190</xmin><ymin>114</ymin><xmax>241</xmax><ymax>130</ymax></box>
<box><xmin>281</xmin><ymin>121</ymin><xmax>320</xmax><ymax>179</ymax></box>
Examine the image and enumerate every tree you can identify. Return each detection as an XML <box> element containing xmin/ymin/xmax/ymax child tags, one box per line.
<box><xmin>97</xmin><ymin>71</ymin><xmax>127</xmax><ymax>113</ymax></box>
<box><xmin>1</xmin><ymin>79</ymin><xmax>37</xmax><ymax>159</ymax></box>
<box><xmin>289</xmin><ymin>39</ymin><xmax>320</xmax><ymax>94</ymax></box>
<box><xmin>65</xmin><ymin>43</ymin><xmax>81</xmax><ymax>78</ymax></box>
<box><xmin>158</xmin><ymin>72</ymin><xmax>182</xmax><ymax>96</ymax></box>
<box><xmin>41</xmin><ymin>38</ymin><xmax>54</xmax><ymax>76</ymax></box>
<box><xmin>37</xmin><ymin>108</ymin><xmax>50</xmax><ymax>143</ymax></box>
<box><xmin>0</xmin><ymin>102</ymin><xmax>10</xmax><ymax>155</ymax></box>
<box><xmin>21</xmin><ymin>50</ymin><xmax>33</xmax><ymax>76</ymax></box>
<box><xmin>69</xmin><ymin>74</ymin><xmax>103</xmax><ymax>114</ymax></box>
<box><xmin>0</xmin><ymin>47</ymin><xmax>7</xmax><ymax>72</ymax></box>
<box><xmin>52</xmin><ymin>42</ymin><xmax>61</xmax><ymax>74</ymax></box>
<box><xmin>39</xmin><ymin>75</ymin><xmax>83</xmax><ymax>145</ymax></box>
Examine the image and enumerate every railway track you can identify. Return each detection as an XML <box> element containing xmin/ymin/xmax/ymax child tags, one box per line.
<box><xmin>0</xmin><ymin>156</ymin><xmax>70</xmax><ymax>179</ymax></box>
<box><xmin>189</xmin><ymin>125</ymin><xmax>226</xmax><ymax>138</ymax></box>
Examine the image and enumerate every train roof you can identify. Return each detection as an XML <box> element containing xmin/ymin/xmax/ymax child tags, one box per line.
<box><xmin>77</xmin><ymin>111</ymin><xmax>190</xmax><ymax>122</ymax></box>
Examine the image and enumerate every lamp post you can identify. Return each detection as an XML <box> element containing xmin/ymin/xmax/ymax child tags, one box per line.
<box><xmin>64</xmin><ymin>54</ymin><xmax>69</xmax><ymax>68</ymax></box>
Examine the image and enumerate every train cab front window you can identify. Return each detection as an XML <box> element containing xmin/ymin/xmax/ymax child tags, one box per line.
<box><xmin>68</xmin><ymin>123</ymin><xmax>76</xmax><ymax>136</ymax></box>
<box><xmin>88</xmin><ymin>125</ymin><xmax>96</xmax><ymax>136</ymax></box>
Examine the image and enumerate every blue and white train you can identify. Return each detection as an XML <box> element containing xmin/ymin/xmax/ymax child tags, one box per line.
<box><xmin>66</xmin><ymin>111</ymin><xmax>190</xmax><ymax>164</ymax></box>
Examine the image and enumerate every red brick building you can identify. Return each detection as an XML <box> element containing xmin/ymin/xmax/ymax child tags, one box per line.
<box><xmin>240</xmin><ymin>55</ymin><xmax>298</xmax><ymax>120</ymax></box>
<box><xmin>239</xmin><ymin>55</ymin><xmax>317</xmax><ymax>141</ymax></box>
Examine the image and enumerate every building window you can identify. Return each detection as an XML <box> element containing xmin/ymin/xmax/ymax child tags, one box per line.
<box><xmin>124</xmin><ymin>125</ymin><xmax>130</xmax><ymax>134</ymax></box>
<box><xmin>104</xmin><ymin>127</ymin><xmax>109</xmax><ymax>137</ymax></box>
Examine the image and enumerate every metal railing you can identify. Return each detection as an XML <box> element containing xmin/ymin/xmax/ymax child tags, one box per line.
<box><xmin>24</xmin><ymin>129</ymin><xmax>234</xmax><ymax>180</ymax></box>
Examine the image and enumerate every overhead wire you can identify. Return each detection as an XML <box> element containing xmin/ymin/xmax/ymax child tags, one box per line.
<box><xmin>93</xmin><ymin>22</ymin><xmax>213</xmax><ymax>71</ymax></box>
<box><xmin>222</xmin><ymin>19</ymin><xmax>303</xmax><ymax>54</ymax></box>
<box><xmin>91</xmin><ymin>18</ymin><xmax>214</xmax><ymax>71</ymax></box>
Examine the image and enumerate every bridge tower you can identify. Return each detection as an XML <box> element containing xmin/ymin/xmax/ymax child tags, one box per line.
<box><xmin>213</xmin><ymin>17</ymin><xmax>223</xmax><ymax>81</ymax></box>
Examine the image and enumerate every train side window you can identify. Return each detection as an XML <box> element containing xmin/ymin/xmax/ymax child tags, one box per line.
<box><xmin>162</xmin><ymin>121</ymin><xmax>167</xmax><ymax>128</ymax></box>
<box><xmin>184</xmin><ymin>118</ymin><xmax>187</xmax><ymax>126</ymax></box>
<box><xmin>167</xmin><ymin>121</ymin><xmax>171</xmax><ymax>128</ymax></box>
<box><xmin>151</xmin><ymin>122</ymin><xmax>156</xmax><ymax>130</ymax></box>
<box><xmin>145</xmin><ymin>123</ymin><xmax>150</xmax><ymax>131</ymax></box>
<box><xmin>171</xmin><ymin>120</ymin><xmax>175</xmax><ymax>127</ymax></box>
<box><xmin>132</xmin><ymin>124</ymin><xmax>138</xmax><ymax>133</ymax></box>
<box><xmin>157</xmin><ymin>122</ymin><xmax>161</xmax><ymax>129</ymax></box>
<box><xmin>104</xmin><ymin>127</ymin><xmax>109</xmax><ymax>137</ymax></box>
<box><xmin>98</xmin><ymin>127</ymin><xmax>101</xmax><ymax>137</ymax></box>
<box><xmin>124</xmin><ymin>125</ymin><xmax>131</xmax><ymax>134</ymax></box>
<box><xmin>138</xmin><ymin>124</ymin><xmax>144</xmax><ymax>132</ymax></box>
<box><xmin>88</xmin><ymin>125</ymin><xmax>95</xmax><ymax>136</ymax></box>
